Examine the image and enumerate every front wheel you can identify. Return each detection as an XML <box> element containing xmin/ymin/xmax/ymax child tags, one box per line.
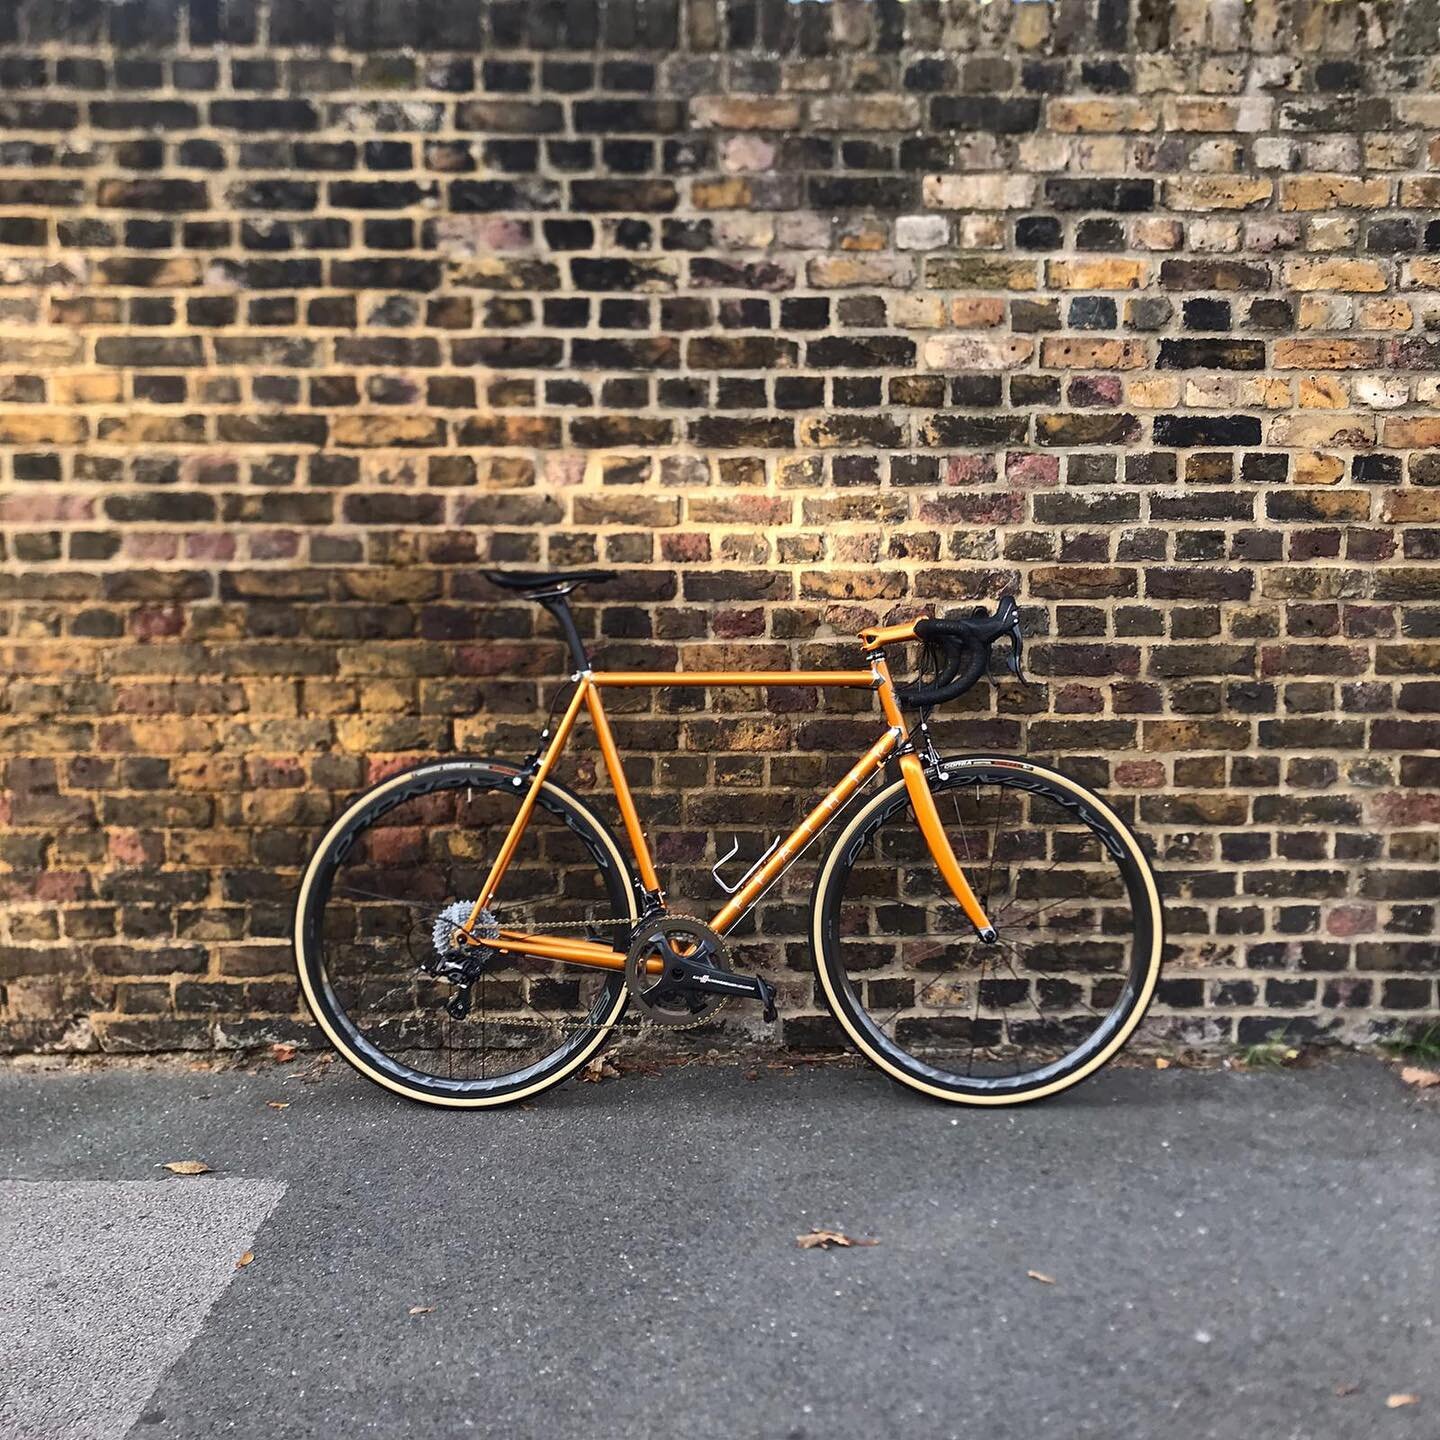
<box><xmin>811</xmin><ymin>755</ymin><xmax>1163</xmax><ymax>1105</ymax></box>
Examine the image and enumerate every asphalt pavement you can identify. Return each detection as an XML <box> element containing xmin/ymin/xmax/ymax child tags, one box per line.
<box><xmin>1</xmin><ymin>1053</ymin><xmax>1436</xmax><ymax>1440</ymax></box>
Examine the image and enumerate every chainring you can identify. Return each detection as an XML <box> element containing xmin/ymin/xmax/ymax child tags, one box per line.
<box><xmin>624</xmin><ymin>916</ymin><xmax>729</xmax><ymax>1028</ymax></box>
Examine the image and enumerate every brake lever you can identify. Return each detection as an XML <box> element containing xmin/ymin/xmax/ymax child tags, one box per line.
<box><xmin>994</xmin><ymin>593</ymin><xmax>1029</xmax><ymax>685</ymax></box>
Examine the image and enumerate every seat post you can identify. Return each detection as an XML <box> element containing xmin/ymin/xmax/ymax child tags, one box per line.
<box><xmin>538</xmin><ymin>592</ymin><xmax>591</xmax><ymax>672</ymax></box>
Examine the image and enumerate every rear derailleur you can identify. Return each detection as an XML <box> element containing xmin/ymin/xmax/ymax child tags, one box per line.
<box><xmin>424</xmin><ymin>901</ymin><xmax>500</xmax><ymax>1020</ymax></box>
<box><xmin>625</xmin><ymin>915</ymin><xmax>778</xmax><ymax>1028</ymax></box>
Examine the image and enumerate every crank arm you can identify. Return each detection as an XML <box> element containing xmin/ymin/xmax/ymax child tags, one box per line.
<box><xmin>668</xmin><ymin>960</ymin><xmax>778</xmax><ymax>1022</ymax></box>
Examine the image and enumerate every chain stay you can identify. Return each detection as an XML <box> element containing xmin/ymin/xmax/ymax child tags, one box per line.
<box><xmin>453</xmin><ymin>909</ymin><xmax>731</xmax><ymax>1036</ymax></box>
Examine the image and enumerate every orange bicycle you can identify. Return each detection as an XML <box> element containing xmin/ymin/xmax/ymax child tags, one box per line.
<box><xmin>294</xmin><ymin>570</ymin><xmax>1164</xmax><ymax>1108</ymax></box>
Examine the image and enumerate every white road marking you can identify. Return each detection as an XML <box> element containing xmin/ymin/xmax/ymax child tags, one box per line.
<box><xmin>0</xmin><ymin>1179</ymin><xmax>285</xmax><ymax>1440</ymax></box>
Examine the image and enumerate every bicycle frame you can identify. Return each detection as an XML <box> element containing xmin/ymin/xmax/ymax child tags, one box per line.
<box><xmin>461</xmin><ymin>639</ymin><xmax>996</xmax><ymax>973</ymax></box>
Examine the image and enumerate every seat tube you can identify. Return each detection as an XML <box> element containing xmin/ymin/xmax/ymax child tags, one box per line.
<box><xmin>873</xmin><ymin>655</ymin><xmax>996</xmax><ymax>941</ymax></box>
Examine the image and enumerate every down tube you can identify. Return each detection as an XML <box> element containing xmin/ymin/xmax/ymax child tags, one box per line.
<box><xmin>711</xmin><ymin>728</ymin><xmax>900</xmax><ymax>934</ymax></box>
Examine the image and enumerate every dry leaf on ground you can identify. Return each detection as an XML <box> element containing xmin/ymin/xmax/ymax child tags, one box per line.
<box><xmin>408</xmin><ymin>1306</ymin><xmax>434</xmax><ymax>1316</ymax></box>
<box><xmin>796</xmin><ymin>1227</ymin><xmax>880</xmax><ymax>1251</ymax></box>
<box><xmin>161</xmin><ymin>1160</ymin><xmax>212</xmax><ymax>1176</ymax></box>
<box><xmin>1154</xmin><ymin>1058</ymin><xmax>1171</xmax><ymax>1070</ymax></box>
<box><xmin>265</xmin><ymin>1100</ymin><xmax>290</xmax><ymax>1109</ymax></box>
<box><xmin>1386</xmin><ymin>1395</ymin><xmax>1418</xmax><ymax>1409</ymax></box>
<box><xmin>1399</xmin><ymin>1067</ymin><xmax>1439</xmax><ymax>1090</ymax></box>
<box><xmin>580</xmin><ymin>1058</ymin><xmax>619</xmax><ymax>1083</ymax></box>
<box><xmin>235</xmin><ymin>1251</ymin><xmax>255</xmax><ymax>1269</ymax></box>
<box><xmin>1026</xmin><ymin>1270</ymin><xmax>1056</xmax><ymax>1285</ymax></box>
<box><xmin>271</xmin><ymin>1042</ymin><xmax>298</xmax><ymax>1063</ymax></box>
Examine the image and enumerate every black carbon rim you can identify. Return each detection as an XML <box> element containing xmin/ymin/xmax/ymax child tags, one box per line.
<box><xmin>815</xmin><ymin>759</ymin><xmax>1161</xmax><ymax>1100</ymax></box>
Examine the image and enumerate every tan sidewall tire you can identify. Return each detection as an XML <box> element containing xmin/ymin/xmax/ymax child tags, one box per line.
<box><xmin>293</xmin><ymin>761</ymin><xmax>637</xmax><ymax>1109</ymax></box>
<box><xmin>810</xmin><ymin>757</ymin><xmax>1164</xmax><ymax>1106</ymax></box>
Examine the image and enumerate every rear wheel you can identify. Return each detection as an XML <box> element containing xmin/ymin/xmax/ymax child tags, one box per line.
<box><xmin>811</xmin><ymin>756</ymin><xmax>1163</xmax><ymax>1105</ymax></box>
<box><xmin>294</xmin><ymin>759</ymin><xmax>637</xmax><ymax>1107</ymax></box>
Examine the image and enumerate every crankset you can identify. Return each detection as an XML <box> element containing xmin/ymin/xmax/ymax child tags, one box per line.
<box><xmin>624</xmin><ymin>916</ymin><xmax>778</xmax><ymax>1028</ymax></box>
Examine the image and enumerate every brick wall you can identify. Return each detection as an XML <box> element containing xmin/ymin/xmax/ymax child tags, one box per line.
<box><xmin>2</xmin><ymin>0</ymin><xmax>1438</xmax><ymax>1056</ymax></box>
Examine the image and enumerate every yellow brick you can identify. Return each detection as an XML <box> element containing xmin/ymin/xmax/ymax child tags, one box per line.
<box><xmin>1039</xmin><ymin>338</ymin><xmax>1148</xmax><ymax>369</ymax></box>
<box><xmin>1292</xmin><ymin>453</ymin><xmax>1346</xmax><ymax>485</ymax></box>
<box><xmin>1268</xmin><ymin>414</ymin><xmax>1375</xmax><ymax>447</ymax></box>
<box><xmin>1398</xmin><ymin>177</ymin><xmax>1440</xmax><ymax>207</ymax></box>
<box><xmin>1046</xmin><ymin>258</ymin><xmax>1146</xmax><ymax>290</ymax></box>
<box><xmin>1382</xmin><ymin>491</ymin><xmax>1440</xmax><ymax>523</ymax></box>
<box><xmin>1165</xmin><ymin>98</ymin><xmax>1271</xmax><ymax>133</ymax></box>
<box><xmin>1282</xmin><ymin>258</ymin><xmax>1388</xmax><ymax>293</ymax></box>
<box><xmin>1273</xmin><ymin>339</ymin><xmax>1381</xmax><ymax>370</ymax></box>
<box><xmin>1298</xmin><ymin>376</ymin><xmax>1347</xmax><ymax>409</ymax></box>
<box><xmin>1046</xmin><ymin>98</ymin><xmax>1157</xmax><ymax>132</ymax></box>
<box><xmin>0</xmin><ymin>412</ymin><xmax>87</xmax><ymax>445</ymax></box>
<box><xmin>691</xmin><ymin>178</ymin><xmax>751</xmax><ymax>209</ymax></box>
<box><xmin>837</xmin><ymin>220</ymin><xmax>887</xmax><ymax>253</ymax></box>
<box><xmin>949</xmin><ymin>298</ymin><xmax>1006</xmax><ymax>328</ymax></box>
<box><xmin>1012</xmin><ymin>0</ymin><xmax>1049</xmax><ymax>47</ymax></box>
<box><xmin>922</xmin><ymin>174</ymin><xmax>1036</xmax><ymax>210</ymax></box>
<box><xmin>1279</xmin><ymin>175</ymin><xmax>1391</xmax><ymax>211</ymax></box>
<box><xmin>1382</xmin><ymin>416</ymin><xmax>1440</xmax><ymax>448</ymax></box>
<box><xmin>1239</xmin><ymin>377</ymin><xmax>1293</xmax><ymax>409</ymax></box>
<box><xmin>96</xmin><ymin>415</ymin><xmax>206</xmax><ymax>444</ymax></box>
<box><xmin>1165</xmin><ymin>176</ymin><xmax>1273</xmax><ymax>211</ymax></box>
<box><xmin>52</xmin><ymin>373</ymin><xmax>125</xmax><ymax>405</ymax></box>
<box><xmin>1127</xmin><ymin>377</ymin><xmax>1181</xmax><ymax>408</ymax></box>
<box><xmin>1358</xmin><ymin>298</ymin><xmax>1413</xmax><ymax>331</ymax></box>
<box><xmin>925</xmin><ymin>256</ymin><xmax>1036</xmax><ymax>290</ymax></box>
<box><xmin>333</xmin><ymin>415</ymin><xmax>446</xmax><ymax>447</ymax></box>
<box><xmin>807</xmin><ymin>254</ymin><xmax>912</xmax><ymax>287</ymax></box>
<box><xmin>1402</xmin><ymin>258</ymin><xmax>1440</xmax><ymax>288</ymax></box>
<box><xmin>808</xmin><ymin>96</ymin><xmax>920</xmax><ymax>130</ymax></box>
<box><xmin>691</xmin><ymin>96</ymin><xmax>801</xmax><ymax>130</ymax></box>
<box><xmin>923</xmin><ymin>336</ymin><xmax>1034</xmax><ymax>369</ymax></box>
<box><xmin>890</xmin><ymin>295</ymin><xmax>947</xmax><ymax>328</ymax></box>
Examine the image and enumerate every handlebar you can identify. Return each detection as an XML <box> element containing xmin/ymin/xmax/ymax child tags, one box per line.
<box><xmin>892</xmin><ymin>594</ymin><xmax>1027</xmax><ymax>710</ymax></box>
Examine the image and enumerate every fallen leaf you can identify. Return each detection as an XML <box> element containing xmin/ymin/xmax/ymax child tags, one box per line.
<box><xmin>161</xmin><ymin>1160</ymin><xmax>212</xmax><ymax>1176</ymax></box>
<box><xmin>1154</xmin><ymin>1057</ymin><xmax>1171</xmax><ymax>1070</ymax></box>
<box><xmin>1026</xmin><ymin>1270</ymin><xmax>1056</xmax><ymax>1285</ymax></box>
<box><xmin>580</xmin><ymin>1057</ymin><xmax>619</xmax><ymax>1083</ymax></box>
<box><xmin>796</xmin><ymin>1227</ymin><xmax>880</xmax><ymax>1251</ymax></box>
<box><xmin>265</xmin><ymin>1100</ymin><xmax>290</xmax><ymax>1110</ymax></box>
<box><xmin>1334</xmin><ymin>1382</ymin><xmax>1359</xmax><ymax>1397</ymax></box>
<box><xmin>235</xmin><ymin>1251</ymin><xmax>255</xmax><ymax>1269</ymax></box>
<box><xmin>1400</xmin><ymin>1067</ymin><xmax>1439</xmax><ymax>1090</ymax></box>
<box><xmin>1386</xmin><ymin>1395</ymin><xmax>1418</xmax><ymax>1409</ymax></box>
<box><xmin>407</xmin><ymin>1305</ymin><xmax>434</xmax><ymax>1316</ymax></box>
<box><xmin>271</xmin><ymin>1042</ymin><xmax>298</xmax><ymax>1063</ymax></box>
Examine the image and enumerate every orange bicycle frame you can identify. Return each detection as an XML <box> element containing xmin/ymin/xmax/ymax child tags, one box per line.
<box><xmin>462</xmin><ymin>630</ymin><xmax>994</xmax><ymax>972</ymax></box>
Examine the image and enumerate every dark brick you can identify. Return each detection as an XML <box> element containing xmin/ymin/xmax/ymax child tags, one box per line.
<box><xmin>211</xmin><ymin>99</ymin><xmax>319</xmax><ymax>131</ymax></box>
<box><xmin>1157</xmin><ymin>339</ymin><xmax>1266</xmax><ymax>370</ymax></box>
<box><xmin>931</xmin><ymin>96</ymin><xmax>1041</xmax><ymax>133</ymax></box>
<box><xmin>1153</xmin><ymin>415</ymin><xmax>1263</xmax><ymax>447</ymax></box>
<box><xmin>1045</xmin><ymin>178</ymin><xmax>1154</xmax><ymax>212</ymax></box>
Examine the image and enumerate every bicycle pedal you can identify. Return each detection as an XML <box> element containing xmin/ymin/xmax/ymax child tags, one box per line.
<box><xmin>755</xmin><ymin>977</ymin><xmax>778</xmax><ymax>1025</ymax></box>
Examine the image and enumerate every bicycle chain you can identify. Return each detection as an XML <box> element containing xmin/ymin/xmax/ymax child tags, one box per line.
<box><xmin>463</xmin><ymin>911</ymin><xmax>732</xmax><ymax>1036</ymax></box>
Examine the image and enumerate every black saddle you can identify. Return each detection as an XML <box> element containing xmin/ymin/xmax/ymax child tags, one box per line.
<box><xmin>481</xmin><ymin>568</ymin><xmax>616</xmax><ymax>596</ymax></box>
